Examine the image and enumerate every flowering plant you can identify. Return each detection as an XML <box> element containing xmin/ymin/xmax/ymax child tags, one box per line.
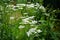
<box><xmin>0</xmin><ymin>0</ymin><xmax>60</xmax><ymax>40</ymax></box>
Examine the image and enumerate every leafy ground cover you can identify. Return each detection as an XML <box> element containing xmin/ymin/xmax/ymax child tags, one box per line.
<box><xmin>0</xmin><ymin>0</ymin><xmax>60</xmax><ymax>40</ymax></box>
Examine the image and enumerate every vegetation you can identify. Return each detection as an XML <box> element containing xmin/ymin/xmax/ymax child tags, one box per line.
<box><xmin>0</xmin><ymin>0</ymin><xmax>60</xmax><ymax>40</ymax></box>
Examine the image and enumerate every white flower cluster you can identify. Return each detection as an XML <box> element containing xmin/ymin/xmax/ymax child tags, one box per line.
<box><xmin>18</xmin><ymin>25</ymin><xmax>25</xmax><ymax>29</ymax></box>
<box><xmin>39</xmin><ymin>5</ymin><xmax>46</xmax><ymax>12</ymax></box>
<box><xmin>10</xmin><ymin>16</ymin><xmax>15</xmax><ymax>20</ymax></box>
<box><xmin>7</xmin><ymin>5</ymin><xmax>14</xmax><ymax>8</ymax></box>
<box><xmin>26</xmin><ymin>27</ymin><xmax>42</xmax><ymax>37</ymax></box>
<box><xmin>17</xmin><ymin>4</ymin><xmax>26</xmax><ymax>6</ymax></box>
<box><xmin>6</xmin><ymin>3</ymin><xmax>45</xmax><ymax>37</ymax></box>
<box><xmin>26</xmin><ymin>4</ymin><xmax>35</xmax><ymax>8</ymax></box>
<box><xmin>23</xmin><ymin>13</ymin><xmax>28</xmax><ymax>15</ymax></box>
<box><xmin>19</xmin><ymin>16</ymin><xmax>37</xmax><ymax>25</ymax></box>
<box><xmin>6</xmin><ymin>3</ymin><xmax>46</xmax><ymax>12</ymax></box>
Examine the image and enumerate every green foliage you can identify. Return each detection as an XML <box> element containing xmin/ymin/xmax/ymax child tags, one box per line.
<box><xmin>0</xmin><ymin>0</ymin><xmax>60</xmax><ymax>40</ymax></box>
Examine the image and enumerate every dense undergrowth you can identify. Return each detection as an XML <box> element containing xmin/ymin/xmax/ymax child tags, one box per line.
<box><xmin>0</xmin><ymin>0</ymin><xmax>60</xmax><ymax>40</ymax></box>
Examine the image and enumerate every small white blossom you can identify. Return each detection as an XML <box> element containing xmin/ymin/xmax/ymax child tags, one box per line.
<box><xmin>26</xmin><ymin>4</ymin><xmax>34</xmax><ymax>8</ymax></box>
<box><xmin>18</xmin><ymin>25</ymin><xmax>25</xmax><ymax>29</ymax></box>
<box><xmin>35</xmin><ymin>3</ymin><xmax>40</xmax><ymax>7</ymax></box>
<box><xmin>22</xmin><ymin>18</ymin><xmax>29</xmax><ymax>24</ymax></box>
<box><xmin>12</xmin><ymin>6</ymin><xmax>19</xmax><ymax>11</ymax></box>
<box><xmin>29</xmin><ymin>27</ymin><xmax>37</xmax><ymax>32</ymax></box>
<box><xmin>17</xmin><ymin>4</ymin><xmax>26</xmax><ymax>6</ymax></box>
<box><xmin>31</xmin><ymin>20</ymin><xmax>37</xmax><ymax>24</ymax></box>
<box><xmin>44</xmin><ymin>13</ymin><xmax>50</xmax><ymax>16</ymax></box>
<box><xmin>19</xmin><ymin>7</ymin><xmax>23</xmax><ymax>9</ymax></box>
<box><xmin>28</xmin><ymin>16</ymin><xmax>35</xmax><ymax>19</ymax></box>
<box><xmin>24</xmin><ymin>13</ymin><xmax>28</xmax><ymax>15</ymax></box>
<box><xmin>7</xmin><ymin>5</ymin><xmax>14</xmax><ymax>7</ymax></box>
<box><xmin>10</xmin><ymin>16</ymin><xmax>14</xmax><ymax>20</ymax></box>
<box><xmin>37</xmin><ymin>30</ymin><xmax>42</xmax><ymax>33</ymax></box>
<box><xmin>52</xmin><ymin>10</ymin><xmax>56</xmax><ymax>12</ymax></box>
<box><xmin>39</xmin><ymin>5</ymin><xmax>46</xmax><ymax>12</ymax></box>
<box><xmin>26</xmin><ymin>27</ymin><xmax>37</xmax><ymax>37</ymax></box>
<box><xmin>26</xmin><ymin>27</ymin><xmax>42</xmax><ymax>37</ymax></box>
<box><xmin>26</xmin><ymin>31</ymin><xmax>32</xmax><ymax>37</ymax></box>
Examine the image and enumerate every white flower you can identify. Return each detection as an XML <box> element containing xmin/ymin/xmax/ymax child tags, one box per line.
<box><xmin>12</xmin><ymin>6</ymin><xmax>20</xmax><ymax>11</ymax></box>
<box><xmin>12</xmin><ymin>6</ymin><xmax>17</xmax><ymax>11</ymax></box>
<box><xmin>21</xmin><ymin>16</ymin><xmax>35</xmax><ymax>24</ymax></box>
<box><xmin>28</xmin><ymin>16</ymin><xmax>35</xmax><ymax>19</ymax></box>
<box><xmin>26</xmin><ymin>31</ymin><xmax>31</xmax><ymax>37</ymax></box>
<box><xmin>19</xmin><ymin>7</ymin><xmax>23</xmax><ymax>9</ymax></box>
<box><xmin>37</xmin><ymin>30</ymin><xmax>42</xmax><ymax>33</ymax></box>
<box><xmin>17</xmin><ymin>4</ymin><xmax>26</xmax><ymax>6</ymax></box>
<box><xmin>22</xmin><ymin>18</ymin><xmax>28</xmax><ymax>22</ymax></box>
<box><xmin>35</xmin><ymin>3</ymin><xmax>40</xmax><ymax>7</ymax></box>
<box><xmin>44</xmin><ymin>13</ymin><xmax>50</xmax><ymax>16</ymax></box>
<box><xmin>26</xmin><ymin>27</ymin><xmax>37</xmax><ymax>37</ymax></box>
<box><xmin>10</xmin><ymin>16</ymin><xmax>14</xmax><ymax>20</ymax></box>
<box><xmin>26</xmin><ymin>4</ymin><xmax>34</xmax><ymax>8</ymax></box>
<box><xmin>26</xmin><ymin>27</ymin><xmax>42</xmax><ymax>37</ymax></box>
<box><xmin>31</xmin><ymin>20</ymin><xmax>37</xmax><ymax>24</ymax></box>
<box><xmin>39</xmin><ymin>5</ymin><xmax>46</xmax><ymax>12</ymax></box>
<box><xmin>29</xmin><ymin>27</ymin><xmax>37</xmax><ymax>32</ymax></box>
<box><xmin>39</xmin><ymin>5</ymin><xmax>44</xmax><ymax>9</ymax></box>
<box><xmin>23</xmin><ymin>13</ymin><xmax>28</xmax><ymax>15</ymax></box>
<box><xmin>22</xmin><ymin>18</ymin><xmax>29</xmax><ymax>24</ymax></box>
<box><xmin>18</xmin><ymin>25</ymin><xmax>25</xmax><ymax>29</ymax></box>
<box><xmin>7</xmin><ymin>5</ymin><xmax>14</xmax><ymax>7</ymax></box>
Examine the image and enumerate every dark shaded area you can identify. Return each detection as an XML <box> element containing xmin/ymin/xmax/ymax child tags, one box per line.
<box><xmin>43</xmin><ymin>0</ymin><xmax>60</xmax><ymax>19</ymax></box>
<box><xmin>43</xmin><ymin>0</ymin><xmax>60</xmax><ymax>9</ymax></box>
